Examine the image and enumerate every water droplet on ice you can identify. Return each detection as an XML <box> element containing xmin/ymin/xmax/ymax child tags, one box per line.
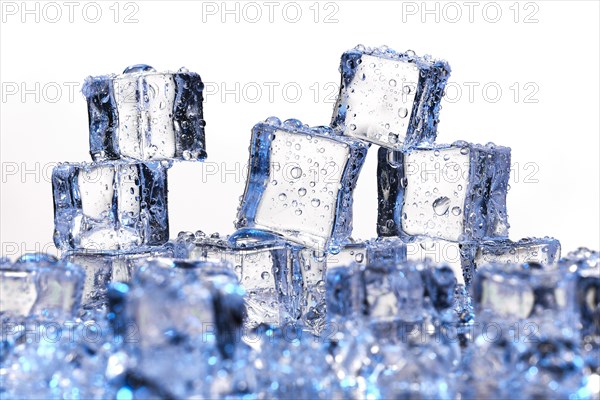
<box><xmin>290</xmin><ymin>167</ymin><xmax>302</xmax><ymax>179</ymax></box>
<box><xmin>433</xmin><ymin>196</ymin><xmax>451</xmax><ymax>216</ymax></box>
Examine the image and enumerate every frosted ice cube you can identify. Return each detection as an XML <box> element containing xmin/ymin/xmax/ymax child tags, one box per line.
<box><xmin>377</xmin><ymin>142</ymin><xmax>511</xmax><ymax>242</ymax></box>
<box><xmin>332</xmin><ymin>45</ymin><xmax>451</xmax><ymax>150</ymax></box>
<box><xmin>235</xmin><ymin>117</ymin><xmax>368</xmax><ymax>250</ymax></box>
<box><xmin>52</xmin><ymin>161</ymin><xmax>169</xmax><ymax>252</ymax></box>
<box><xmin>83</xmin><ymin>65</ymin><xmax>206</xmax><ymax>161</ymax></box>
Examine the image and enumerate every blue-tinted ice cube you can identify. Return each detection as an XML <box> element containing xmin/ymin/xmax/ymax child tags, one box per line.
<box><xmin>63</xmin><ymin>245</ymin><xmax>174</xmax><ymax>309</ymax></box>
<box><xmin>473</xmin><ymin>262</ymin><xmax>579</xmax><ymax>342</ymax></box>
<box><xmin>0</xmin><ymin>253</ymin><xmax>84</xmax><ymax>320</ymax></box>
<box><xmin>235</xmin><ymin>117</ymin><xmax>369</xmax><ymax>250</ymax></box>
<box><xmin>52</xmin><ymin>161</ymin><xmax>169</xmax><ymax>252</ymax></box>
<box><xmin>326</xmin><ymin>259</ymin><xmax>457</xmax><ymax>337</ymax></box>
<box><xmin>324</xmin><ymin>237</ymin><xmax>407</xmax><ymax>269</ymax></box>
<box><xmin>83</xmin><ymin>65</ymin><xmax>206</xmax><ymax>161</ymax></box>
<box><xmin>136</xmin><ymin>258</ymin><xmax>246</xmax><ymax>358</ymax></box>
<box><xmin>475</xmin><ymin>237</ymin><xmax>561</xmax><ymax>266</ymax></box>
<box><xmin>460</xmin><ymin>236</ymin><xmax>561</xmax><ymax>291</ymax></box>
<box><xmin>106</xmin><ymin>258</ymin><xmax>245</xmax><ymax>398</ymax></box>
<box><xmin>377</xmin><ymin>141</ymin><xmax>511</xmax><ymax>241</ymax></box>
<box><xmin>406</xmin><ymin>238</ymin><xmax>477</xmax><ymax>285</ymax></box>
<box><xmin>560</xmin><ymin>248</ymin><xmax>599</xmax><ymax>372</ymax></box>
<box><xmin>123</xmin><ymin>258</ymin><xmax>247</xmax><ymax>349</ymax></box>
<box><xmin>332</xmin><ymin>45</ymin><xmax>451</xmax><ymax>150</ymax></box>
<box><xmin>176</xmin><ymin>229</ymin><xmax>326</xmax><ymax>331</ymax></box>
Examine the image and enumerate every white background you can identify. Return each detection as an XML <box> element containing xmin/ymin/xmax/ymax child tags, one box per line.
<box><xmin>1</xmin><ymin>0</ymin><xmax>599</xmax><ymax>259</ymax></box>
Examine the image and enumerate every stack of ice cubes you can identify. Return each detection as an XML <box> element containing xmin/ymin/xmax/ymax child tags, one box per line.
<box><xmin>1</xmin><ymin>47</ymin><xmax>598</xmax><ymax>399</ymax></box>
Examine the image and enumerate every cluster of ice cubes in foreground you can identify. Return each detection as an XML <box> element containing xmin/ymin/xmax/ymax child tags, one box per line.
<box><xmin>1</xmin><ymin>47</ymin><xmax>599</xmax><ymax>399</ymax></box>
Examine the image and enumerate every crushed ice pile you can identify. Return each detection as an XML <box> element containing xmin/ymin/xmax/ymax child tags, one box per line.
<box><xmin>1</xmin><ymin>48</ymin><xmax>598</xmax><ymax>399</ymax></box>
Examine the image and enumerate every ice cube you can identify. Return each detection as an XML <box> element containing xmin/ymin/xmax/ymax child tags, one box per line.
<box><xmin>324</xmin><ymin>237</ymin><xmax>407</xmax><ymax>270</ymax></box>
<box><xmin>235</xmin><ymin>117</ymin><xmax>369</xmax><ymax>250</ymax></box>
<box><xmin>326</xmin><ymin>259</ymin><xmax>458</xmax><ymax>337</ymax></box>
<box><xmin>377</xmin><ymin>141</ymin><xmax>511</xmax><ymax>242</ymax></box>
<box><xmin>63</xmin><ymin>245</ymin><xmax>174</xmax><ymax>309</ymax></box>
<box><xmin>472</xmin><ymin>262</ymin><xmax>579</xmax><ymax>342</ymax></box>
<box><xmin>107</xmin><ymin>258</ymin><xmax>245</xmax><ymax>397</ymax></box>
<box><xmin>52</xmin><ymin>161</ymin><xmax>169</xmax><ymax>252</ymax></box>
<box><xmin>150</xmin><ymin>257</ymin><xmax>247</xmax><ymax>358</ymax></box>
<box><xmin>331</xmin><ymin>45</ymin><xmax>451</xmax><ymax>150</ymax></box>
<box><xmin>560</xmin><ymin>248</ymin><xmax>599</xmax><ymax>372</ymax></box>
<box><xmin>475</xmin><ymin>237</ymin><xmax>561</xmax><ymax>266</ymax></box>
<box><xmin>0</xmin><ymin>253</ymin><xmax>84</xmax><ymax>320</ymax></box>
<box><xmin>176</xmin><ymin>229</ymin><xmax>326</xmax><ymax>332</ymax></box>
<box><xmin>124</xmin><ymin>258</ymin><xmax>247</xmax><ymax>350</ymax></box>
<box><xmin>405</xmin><ymin>238</ymin><xmax>477</xmax><ymax>285</ymax></box>
<box><xmin>82</xmin><ymin>65</ymin><xmax>206</xmax><ymax>161</ymax></box>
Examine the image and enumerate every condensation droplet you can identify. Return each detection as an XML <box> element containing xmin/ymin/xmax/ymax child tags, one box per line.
<box><xmin>433</xmin><ymin>196</ymin><xmax>451</xmax><ymax>216</ymax></box>
<box><xmin>398</xmin><ymin>107</ymin><xmax>408</xmax><ymax>118</ymax></box>
<box><xmin>290</xmin><ymin>167</ymin><xmax>302</xmax><ymax>179</ymax></box>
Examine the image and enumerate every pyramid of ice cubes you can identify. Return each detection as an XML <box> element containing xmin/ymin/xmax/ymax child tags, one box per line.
<box><xmin>1</xmin><ymin>48</ymin><xmax>598</xmax><ymax>399</ymax></box>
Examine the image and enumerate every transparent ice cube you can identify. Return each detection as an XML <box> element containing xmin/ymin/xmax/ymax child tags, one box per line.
<box><xmin>176</xmin><ymin>229</ymin><xmax>327</xmax><ymax>332</ymax></box>
<box><xmin>52</xmin><ymin>161</ymin><xmax>169</xmax><ymax>252</ymax></box>
<box><xmin>235</xmin><ymin>117</ymin><xmax>369</xmax><ymax>250</ymax></box>
<box><xmin>324</xmin><ymin>237</ymin><xmax>407</xmax><ymax>270</ymax></box>
<box><xmin>326</xmin><ymin>259</ymin><xmax>458</xmax><ymax>336</ymax></box>
<box><xmin>0</xmin><ymin>253</ymin><xmax>84</xmax><ymax>320</ymax></box>
<box><xmin>377</xmin><ymin>141</ymin><xmax>511</xmax><ymax>242</ymax></box>
<box><xmin>332</xmin><ymin>45</ymin><xmax>451</xmax><ymax>150</ymax></box>
<box><xmin>560</xmin><ymin>248</ymin><xmax>599</xmax><ymax>372</ymax></box>
<box><xmin>405</xmin><ymin>238</ymin><xmax>477</xmax><ymax>285</ymax></box>
<box><xmin>63</xmin><ymin>245</ymin><xmax>174</xmax><ymax>310</ymax></box>
<box><xmin>475</xmin><ymin>237</ymin><xmax>561</xmax><ymax>266</ymax></box>
<box><xmin>83</xmin><ymin>65</ymin><xmax>206</xmax><ymax>161</ymax></box>
<box><xmin>473</xmin><ymin>262</ymin><xmax>579</xmax><ymax>342</ymax></box>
